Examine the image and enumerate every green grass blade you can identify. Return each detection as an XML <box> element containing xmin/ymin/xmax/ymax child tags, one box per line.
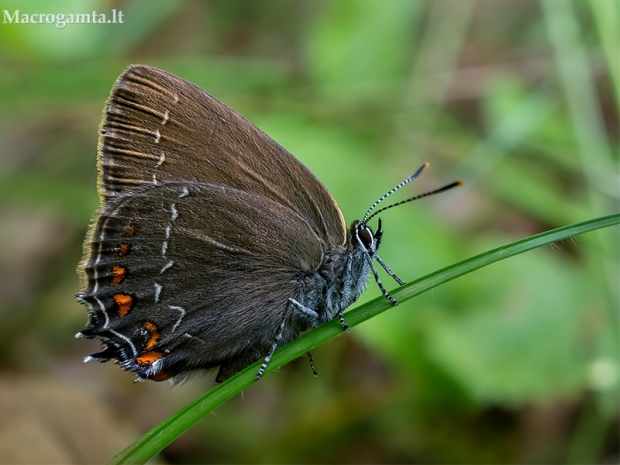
<box><xmin>108</xmin><ymin>213</ymin><xmax>619</xmax><ymax>465</ymax></box>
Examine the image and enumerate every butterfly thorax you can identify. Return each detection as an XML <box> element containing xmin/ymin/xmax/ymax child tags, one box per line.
<box><xmin>307</xmin><ymin>228</ymin><xmax>372</xmax><ymax>325</ymax></box>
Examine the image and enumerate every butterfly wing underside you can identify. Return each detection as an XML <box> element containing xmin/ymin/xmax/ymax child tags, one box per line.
<box><xmin>80</xmin><ymin>181</ymin><xmax>324</xmax><ymax>381</ymax></box>
<box><xmin>98</xmin><ymin>65</ymin><xmax>346</xmax><ymax>246</ymax></box>
<box><xmin>78</xmin><ymin>65</ymin><xmax>346</xmax><ymax>381</ymax></box>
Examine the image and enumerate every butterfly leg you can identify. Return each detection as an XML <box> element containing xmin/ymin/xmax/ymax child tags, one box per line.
<box><xmin>336</xmin><ymin>310</ymin><xmax>350</xmax><ymax>331</ymax></box>
<box><xmin>256</xmin><ymin>299</ymin><xmax>323</xmax><ymax>380</ymax></box>
<box><xmin>256</xmin><ymin>309</ymin><xmax>290</xmax><ymax>380</ymax></box>
<box><xmin>289</xmin><ymin>297</ymin><xmax>349</xmax><ymax>331</ymax></box>
<box><xmin>374</xmin><ymin>254</ymin><xmax>405</xmax><ymax>285</ymax></box>
<box><xmin>307</xmin><ymin>351</ymin><xmax>319</xmax><ymax>377</ymax></box>
<box><xmin>355</xmin><ymin>231</ymin><xmax>399</xmax><ymax>305</ymax></box>
<box><xmin>288</xmin><ymin>298</ymin><xmax>320</xmax><ymax>326</ymax></box>
<box><xmin>364</xmin><ymin>253</ymin><xmax>399</xmax><ymax>306</ymax></box>
<box><xmin>287</xmin><ymin>302</ymin><xmax>321</xmax><ymax>378</ymax></box>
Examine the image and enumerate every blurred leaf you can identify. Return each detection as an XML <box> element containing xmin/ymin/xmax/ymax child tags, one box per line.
<box><xmin>0</xmin><ymin>167</ymin><xmax>96</xmax><ymax>223</ymax></box>
<box><xmin>101</xmin><ymin>0</ymin><xmax>185</xmax><ymax>56</ymax></box>
<box><xmin>305</xmin><ymin>0</ymin><xmax>421</xmax><ymax>101</ymax></box>
<box><xmin>588</xmin><ymin>0</ymin><xmax>620</xmax><ymax>109</ymax></box>
<box><xmin>427</xmin><ymin>251</ymin><xmax>586</xmax><ymax>405</ymax></box>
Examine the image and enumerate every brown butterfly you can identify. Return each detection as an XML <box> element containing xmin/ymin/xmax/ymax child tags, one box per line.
<box><xmin>76</xmin><ymin>65</ymin><xmax>461</xmax><ymax>383</ymax></box>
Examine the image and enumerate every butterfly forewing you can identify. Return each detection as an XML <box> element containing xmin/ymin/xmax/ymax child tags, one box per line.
<box><xmin>98</xmin><ymin>65</ymin><xmax>346</xmax><ymax>245</ymax></box>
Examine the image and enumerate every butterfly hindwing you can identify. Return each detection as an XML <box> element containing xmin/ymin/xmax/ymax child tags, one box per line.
<box><xmin>79</xmin><ymin>181</ymin><xmax>326</xmax><ymax>381</ymax></box>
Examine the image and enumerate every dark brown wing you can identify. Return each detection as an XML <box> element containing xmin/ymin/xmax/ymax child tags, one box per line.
<box><xmin>98</xmin><ymin>64</ymin><xmax>346</xmax><ymax>246</ymax></box>
<box><xmin>79</xmin><ymin>182</ymin><xmax>325</xmax><ymax>381</ymax></box>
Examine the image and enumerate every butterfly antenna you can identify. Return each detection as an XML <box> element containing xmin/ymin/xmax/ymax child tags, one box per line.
<box><xmin>361</xmin><ymin>162</ymin><xmax>430</xmax><ymax>225</ymax></box>
<box><xmin>365</xmin><ymin>179</ymin><xmax>463</xmax><ymax>223</ymax></box>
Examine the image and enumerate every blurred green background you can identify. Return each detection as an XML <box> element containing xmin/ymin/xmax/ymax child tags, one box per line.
<box><xmin>0</xmin><ymin>0</ymin><xmax>618</xmax><ymax>463</ymax></box>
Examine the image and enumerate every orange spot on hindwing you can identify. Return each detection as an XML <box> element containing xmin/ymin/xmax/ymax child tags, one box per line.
<box><xmin>110</xmin><ymin>265</ymin><xmax>126</xmax><ymax>285</ymax></box>
<box><xmin>136</xmin><ymin>351</ymin><xmax>163</xmax><ymax>366</ymax></box>
<box><xmin>144</xmin><ymin>321</ymin><xmax>160</xmax><ymax>349</ymax></box>
<box><xmin>113</xmin><ymin>293</ymin><xmax>133</xmax><ymax>317</ymax></box>
<box><xmin>124</xmin><ymin>225</ymin><xmax>136</xmax><ymax>236</ymax></box>
<box><xmin>117</xmin><ymin>243</ymin><xmax>130</xmax><ymax>257</ymax></box>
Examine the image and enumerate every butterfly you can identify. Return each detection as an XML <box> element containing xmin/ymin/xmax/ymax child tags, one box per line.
<box><xmin>76</xmin><ymin>65</ymin><xmax>461</xmax><ymax>383</ymax></box>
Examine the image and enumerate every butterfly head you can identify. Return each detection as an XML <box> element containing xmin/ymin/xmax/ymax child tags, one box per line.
<box><xmin>350</xmin><ymin>218</ymin><xmax>383</xmax><ymax>255</ymax></box>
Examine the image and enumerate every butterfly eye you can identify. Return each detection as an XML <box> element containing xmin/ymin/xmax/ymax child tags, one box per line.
<box><xmin>357</xmin><ymin>225</ymin><xmax>374</xmax><ymax>250</ymax></box>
